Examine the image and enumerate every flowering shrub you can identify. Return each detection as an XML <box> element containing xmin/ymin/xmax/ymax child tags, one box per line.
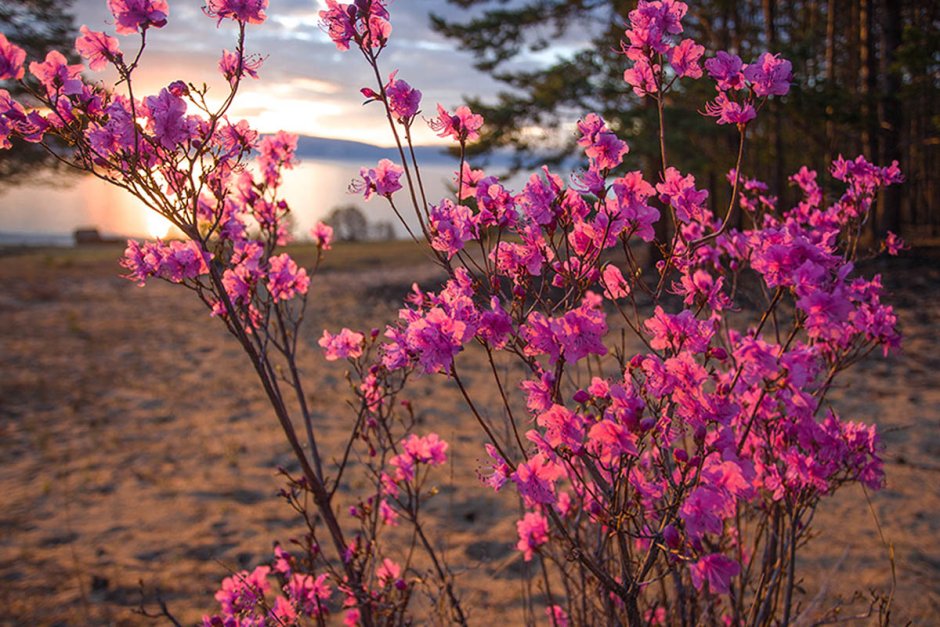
<box><xmin>0</xmin><ymin>0</ymin><xmax>905</xmax><ymax>624</ymax></box>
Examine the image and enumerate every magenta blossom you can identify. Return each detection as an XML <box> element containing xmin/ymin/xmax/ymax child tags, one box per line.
<box><xmin>266</xmin><ymin>253</ymin><xmax>310</xmax><ymax>301</ymax></box>
<box><xmin>142</xmin><ymin>87</ymin><xmax>192</xmax><ymax>149</ymax></box>
<box><xmin>704</xmin><ymin>93</ymin><xmax>756</xmax><ymax>126</ymax></box>
<box><xmin>213</xmin><ymin>565</ymin><xmax>271</xmax><ymax>615</ymax></box>
<box><xmin>310</xmin><ymin>221</ymin><xmax>333</xmax><ymax>250</ymax></box>
<box><xmin>107</xmin><ymin>0</ymin><xmax>169</xmax><ymax>35</ymax></box>
<box><xmin>402</xmin><ymin>432</ymin><xmax>449</xmax><ymax>465</ymax></box>
<box><xmin>350</xmin><ymin>158</ymin><xmax>404</xmax><ymax>200</ymax></box>
<box><xmin>705</xmin><ymin>51</ymin><xmax>745</xmax><ymax>90</ymax></box>
<box><xmin>516</xmin><ymin>511</ymin><xmax>549</xmax><ymax>561</ymax></box>
<box><xmin>0</xmin><ymin>33</ymin><xmax>26</xmax><ymax>81</ymax></box>
<box><xmin>219</xmin><ymin>49</ymin><xmax>263</xmax><ymax>86</ymax></box>
<box><xmin>319</xmin><ymin>0</ymin><xmax>356</xmax><ymax>51</ymax></box>
<box><xmin>319</xmin><ymin>0</ymin><xmax>391</xmax><ymax>51</ymax></box>
<box><xmin>623</xmin><ymin>57</ymin><xmax>658</xmax><ymax>97</ymax></box>
<box><xmin>669</xmin><ymin>38</ymin><xmax>704</xmax><ymax>78</ymax></box>
<box><xmin>428</xmin><ymin>104</ymin><xmax>483</xmax><ymax>143</ymax></box>
<box><xmin>429</xmin><ymin>198</ymin><xmax>474</xmax><ymax>259</ymax></box>
<box><xmin>205</xmin><ymin>0</ymin><xmax>268</xmax><ymax>25</ymax></box>
<box><xmin>577</xmin><ymin>112</ymin><xmax>629</xmax><ymax>171</ymax></box>
<box><xmin>75</xmin><ymin>26</ymin><xmax>122</xmax><ymax>72</ymax></box>
<box><xmin>379</xmin><ymin>70</ymin><xmax>422</xmax><ymax>122</ymax></box>
<box><xmin>376</xmin><ymin>558</ymin><xmax>401</xmax><ymax>587</ymax></box>
<box><xmin>689</xmin><ymin>554</ymin><xmax>740</xmax><ymax>595</ymax></box>
<box><xmin>884</xmin><ymin>231</ymin><xmax>907</xmax><ymax>256</ymax></box>
<box><xmin>743</xmin><ymin>52</ymin><xmax>792</xmax><ymax>97</ymax></box>
<box><xmin>319</xmin><ymin>328</ymin><xmax>365</xmax><ymax>361</ymax></box>
<box><xmin>29</xmin><ymin>51</ymin><xmax>84</xmax><ymax>98</ymax></box>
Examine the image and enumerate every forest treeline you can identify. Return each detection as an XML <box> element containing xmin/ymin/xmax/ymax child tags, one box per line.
<box><xmin>433</xmin><ymin>0</ymin><xmax>939</xmax><ymax>242</ymax></box>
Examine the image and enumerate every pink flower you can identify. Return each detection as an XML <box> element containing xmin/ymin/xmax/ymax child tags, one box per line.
<box><xmin>287</xmin><ymin>572</ymin><xmax>331</xmax><ymax>617</ymax></box>
<box><xmin>623</xmin><ymin>57</ymin><xmax>658</xmax><ymax>97</ymax></box>
<box><xmin>429</xmin><ymin>198</ymin><xmax>474</xmax><ymax>258</ymax></box>
<box><xmin>601</xmin><ymin>264</ymin><xmax>631</xmax><ymax>299</ymax></box>
<box><xmin>546</xmin><ymin>605</ymin><xmax>569</xmax><ymax>627</ymax></box>
<box><xmin>0</xmin><ymin>34</ymin><xmax>25</xmax><ymax>81</ymax></box>
<box><xmin>479</xmin><ymin>442</ymin><xmax>511</xmax><ymax>491</ymax></box>
<box><xmin>379</xmin><ymin>499</ymin><xmax>398</xmax><ymax>526</ymax></box>
<box><xmin>319</xmin><ymin>328</ymin><xmax>365</xmax><ymax>361</ymax></box>
<box><xmin>401</xmin><ymin>432</ymin><xmax>448</xmax><ymax>465</ymax></box>
<box><xmin>705</xmin><ymin>51</ymin><xmax>745</xmax><ymax>91</ymax></box>
<box><xmin>273</xmin><ymin>545</ymin><xmax>293</xmax><ymax>575</ymax></box>
<box><xmin>516</xmin><ymin>511</ymin><xmax>549</xmax><ymax>561</ymax></box>
<box><xmin>219</xmin><ymin>49</ymin><xmax>263</xmax><ymax>86</ymax></box>
<box><xmin>385</xmin><ymin>70</ymin><xmax>421</xmax><ymax>122</ymax></box>
<box><xmin>214</xmin><ymin>565</ymin><xmax>271</xmax><ymax>615</ymax></box>
<box><xmin>121</xmin><ymin>239</ymin><xmax>210</xmax><ymax>286</ymax></box>
<box><xmin>587</xmin><ymin>419</ymin><xmax>638</xmax><ymax>464</ymax></box>
<box><xmin>319</xmin><ymin>0</ymin><xmax>356</xmax><ymax>51</ymax></box>
<box><xmin>319</xmin><ymin>0</ymin><xmax>391</xmax><ymax>51</ymax></box>
<box><xmin>351</xmin><ymin>158</ymin><xmax>403</xmax><ymax>200</ymax></box>
<box><xmin>884</xmin><ymin>231</ymin><xmax>907</xmax><ymax>256</ymax></box>
<box><xmin>669</xmin><ymin>38</ymin><xmax>704</xmax><ymax>78</ymax></box>
<box><xmin>577</xmin><ymin>112</ymin><xmax>628</xmax><ymax>171</ymax></box>
<box><xmin>477</xmin><ymin>296</ymin><xmax>513</xmax><ymax>349</ymax></box>
<box><xmin>520</xmin><ymin>167</ymin><xmax>563</xmax><ymax>225</ymax></box>
<box><xmin>609</xmin><ymin>170</ymin><xmax>660</xmax><ymax>241</ymax></box>
<box><xmin>492</xmin><ymin>240</ymin><xmax>548</xmax><ymax>277</ymax></box>
<box><xmin>310</xmin><ymin>221</ymin><xmax>333</xmax><ymax>250</ymax></box>
<box><xmin>537</xmin><ymin>404</ymin><xmax>585</xmax><ymax>451</ymax></box>
<box><xmin>512</xmin><ymin>453</ymin><xmax>564</xmax><ymax>506</ymax></box>
<box><xmin>644</xmin><ymin>306</ymin><xmax>713</xmax><ymax>354</ymax></box>
<box><xmin>657</xmin><ymin>167</ymin><xmax>709</xmax><ymax>224</ymax></box>
<box><xmin>743</xmin><ymin>52</ymin><xmax>792</xmax><ymax>97</ymax></box>
<box><xmin>205</xmin><ymin>0</ymin><xmax>268</xmax><ymax>25</ymax></box>
<box><xmin>689</xmin><ymin>554</ymin><xmax>740</xmax><ymax>595</ymax></box>
<box><xmin>107</xmin><ymin>0</ymin><xmax>169</xmax><ymax>35</ymax></box>
<box><xmin>704</xmin><ymin>93</ymin><xmax>756</xmax><ymax>126</ymax></box>
<box><xmin>29</xmin><ymin>51</ymin><xmax>84</xmax><ymax>98</ymax></box>
<box><xmin>428</xmin><ymin>104</ymin><xmax>483</xmax><ymax>143</ymax></box>
<box><xmin>257</xmin><ymin>131</ymin><xmax>298</xmax><ymax>187</ymax></box>
<box><xmin>376</xmin><ymin>558</ymin><xmax>401</xmax><ymax>587</ymax></box>
<box><xmin>680</xmin><ymin>485</ymin><xmax>729</xmax><ymax>541</ymax></box>
<box><xmin>75</xmin><ymin>26</ymin><xmax>122</xmax><ymax>72</ymax></box>
<box><xmin>142</xmin><ymin>87</ymin><xmax>192</xmax><ymax>149</ymax></box>
<box><xmin>266</xmin><ymin>253</ymin><xmax>309</xmax><ymax>301</ymax></box>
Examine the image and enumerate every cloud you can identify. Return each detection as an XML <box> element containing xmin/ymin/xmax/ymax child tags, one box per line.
<box><xmin>69</xmin><ymin>0</ymin><xmax>508</xmax><ymax>143</ymax></box>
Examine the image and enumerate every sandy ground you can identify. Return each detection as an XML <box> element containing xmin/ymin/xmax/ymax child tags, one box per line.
<box><xmin>0</xmin><ymin>243</ymin><xmax>937</xmax><ymax>625</ymax></box>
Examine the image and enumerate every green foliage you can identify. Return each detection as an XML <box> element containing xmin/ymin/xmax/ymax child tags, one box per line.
<box><xmin>433</xmin><ymin>0</ymin><xmax>940</xmax><ymax>238</ymax></box>
<box><xmin>0</xmin><ymin>0</ymin><xmax>78</xmax><ymax>187</ymax></box>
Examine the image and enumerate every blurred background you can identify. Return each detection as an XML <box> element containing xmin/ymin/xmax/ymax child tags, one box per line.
<box><xmin>1</xmin><ymin>0</ymin><xmax>937</xmax><ymax>246</ymax></box>
<box><xmin>1</xmin><ymin>2</ymin><xmax>938</xmax><ymax>623</ymax></box>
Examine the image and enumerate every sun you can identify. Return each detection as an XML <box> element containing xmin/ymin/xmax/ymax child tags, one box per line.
<box><xmin>144</xmin><ymin>211</ymin><xmax>172</xmax><ymax>239</ymax></box>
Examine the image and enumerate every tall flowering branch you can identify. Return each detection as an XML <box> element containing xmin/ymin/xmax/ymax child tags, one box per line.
<box><xmin>326</xmin><ymin>1</ymin><xmax>903</xmax><ymax>624</ymax></box>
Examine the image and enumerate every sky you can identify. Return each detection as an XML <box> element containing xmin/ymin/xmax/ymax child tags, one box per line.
<box><xmin>69</xmin><ymin>0</ymin><xmax>529</xmax><ymax>147</ymax></box>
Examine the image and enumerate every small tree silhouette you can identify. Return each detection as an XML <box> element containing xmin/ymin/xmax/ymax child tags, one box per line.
<box><xmin>324</xmin><ymin>204</ymin><xmax>369</xmax><ymax>242</ymax></box>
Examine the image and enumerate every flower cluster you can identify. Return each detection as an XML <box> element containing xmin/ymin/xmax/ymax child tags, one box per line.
<box><xmin>203</xmin><ymin>550</ymin><xmax>333</xmax><ymax>626</ymax></box>
<box><xmin>2</xmin><ymin>0</ymin><xmax>906</xmax><ymax>624</ymax></box>
<box><xmin>703</xmin><ymin>50</ymin><xmax>792</xmax><ymax>125</ymax></box>
<box><xmin>621</xmin><ymin>0</ymin><xmax>703</xmax><ymax>96</ymax></box>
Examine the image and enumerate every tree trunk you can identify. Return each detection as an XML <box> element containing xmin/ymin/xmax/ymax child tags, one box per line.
<box><xmin>877</xmin><ymin>0</ymin><xmax>903</xmax><ymax>237</ymax></box>
<box><xmin>762</xmin><ymin>0</ymin><xmax>785</xmax><ymax>203</ymax></box>
<box><xmin>824</xmin><ymin>0</ymin><xmax>836</xmax><ymax>166</ymax></box>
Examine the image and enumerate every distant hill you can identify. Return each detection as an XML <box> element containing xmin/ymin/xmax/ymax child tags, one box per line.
<box><xmin>295</xmin><ymin>136</ymin><xmax>448</xmax><ymax>164</ymax></box>
<box><xmin>294</xmin><ymin>135</ymin><xmax>515</xmax><ymax>167</ymax></box>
